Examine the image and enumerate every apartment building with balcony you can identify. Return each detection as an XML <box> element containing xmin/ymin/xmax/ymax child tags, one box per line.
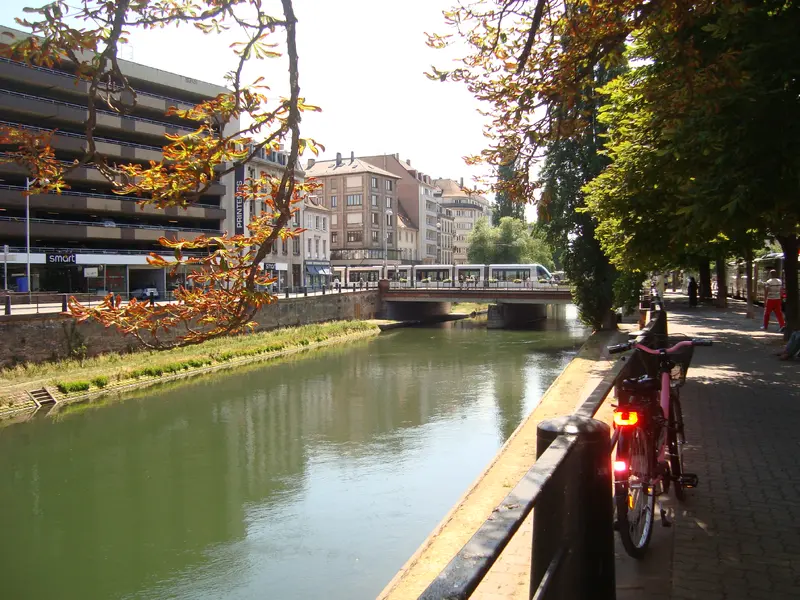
<box><xmin>236</xmin><ymin>145</ymin><xmax>306</xmax><ymax>290</ymax></box>
<box><xmin>437</xmin><ymin>206</ymin><xmax>454</xmax><ymax>264</ymax></box>
<box><xmin>434</xmin><ymin>178</ymin><xmax>491</xmax><ymax>265</ymax></box>
<box><xmin>305</xmin><ymin>153</ymin><xmax>401</xmax><ymax>268</ymax></box>
<box><xmin>0</xmin><ymin>25</ymin><xmax>235</xmax><ymax>297</ymax></box>
<box><xmin>359</xmin><ymin>154</ymin><xmax>438</xmax><ymax>264</ymax></box>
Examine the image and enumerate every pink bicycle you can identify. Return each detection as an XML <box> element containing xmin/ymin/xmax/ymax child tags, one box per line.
<box><xmin>608</xmin><ymin>335</ymin><xmax>712</xmax><ymax>558</ymax></box>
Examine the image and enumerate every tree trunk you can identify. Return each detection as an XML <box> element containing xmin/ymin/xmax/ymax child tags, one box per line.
<box><xmin>715</xmin><ymin>257</ymin><xmax>727</xmax><ymax>308</ymax></box>
<box><xmin>777</xmin><ymin>234</ymin><xmax>798</xmax><ymax>338</ymax></box>
<box><xmin>600</xmin><ymin>309</ymin><xmax>618</xmax><ymax>331</ymax></box>
<box><xmin>745</xmin><ymin>248</ymin><xmax>754</xmax><ymax>319</ymax></box>
<box><xmin>699</xmin><ymin>259</ymin><xmax>712</xmax><ymax>301</ymax></box>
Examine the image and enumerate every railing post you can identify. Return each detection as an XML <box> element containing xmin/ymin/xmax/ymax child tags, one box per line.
<box><xmin>4</xmin><ymin>295</ymin><xmax>10</xmax><ymax>315</ymax></box>
<box><xmin>532</xmin><ymin>416</ymin><xmax>615</xmax><ymax>600</ymax></box>
<box><xmin>285</xmin><ymin>287</ymin><xmax>289</xmax><ymax>299</ymax></box>
<box><xmin>61</xmin><ymin>294</ymin><xmax>68</xmax><ymax>312</ymax></box>
<box><xmin>303</xmin><ymin>286</ymin><xmax>308</xmax><ymax>297</ymax></box>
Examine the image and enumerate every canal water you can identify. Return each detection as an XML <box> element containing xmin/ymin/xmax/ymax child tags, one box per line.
<box><xmin>0</xmin><ymin>310</ymin><xmax>589</xmax><ymax>600</ymax></box>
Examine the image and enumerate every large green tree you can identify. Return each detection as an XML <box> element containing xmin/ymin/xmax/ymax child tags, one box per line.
<box><xmin>583</xmin><ymin>1</ymin><xmax>800</xmax><ymax>331</ymax></box>
<box><xmin>467</xmin><ymin>217</ymin><xmax>553</xmax><ymax>268</ymax></box>
<box><xmin>492</xmin><ymin>163</ymin><xmax>525</xmax><ymax>225</ymax></box>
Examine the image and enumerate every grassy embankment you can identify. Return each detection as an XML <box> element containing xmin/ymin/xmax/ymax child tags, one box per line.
<box><xmin>0</xmin><ymin>320</ymin><xmax>379</xmax><ymax>406</ymax></box>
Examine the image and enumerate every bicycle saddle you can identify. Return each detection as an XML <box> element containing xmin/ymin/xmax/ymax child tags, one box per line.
<box><xmin>619</xmin><ymin>375</ymin><xmax>659</xmax><ymax>393</ymax></box>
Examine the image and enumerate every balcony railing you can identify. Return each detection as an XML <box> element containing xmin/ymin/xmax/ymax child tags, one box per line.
<box><xmin>0</xmin><ymin>87</ymin><xmax>196</xmax><ymax>132</ymax></box>
<box><xmin>0</xmin><ymin>119</ymin><xmax>163</xmax><ymax>152</ymax></box>
<box><xmin>0</xmin><ymin>184</ymin><xmax>222</xmax><ymax>211</ymax></box>
<box><xmin>0</xmin><ymin>215</ymin><xmax>220</xmax><ymax>234</ymax></box>
<box><xmin>0</xmin><ymin>57</ymin><xmax>201</xmax><ymax>108</ymax></box>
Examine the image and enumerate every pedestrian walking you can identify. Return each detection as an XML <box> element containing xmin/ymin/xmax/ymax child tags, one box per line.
<box><xmin>688</xmin><ymin>276</ymin><xmax>698</xmax><ymax>307</ymax></box>
<box><xmin>762</xmin><ymin>269</ymin><xmax>785</xmax><ymax>332</ymax></box>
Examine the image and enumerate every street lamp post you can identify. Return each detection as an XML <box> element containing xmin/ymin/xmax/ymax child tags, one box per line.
<box><xmin>383</xmin><ymin>208</ymin><xmax>393</xmax><ymax>275</ymax></box>
<box><xmin>25</xmin><ymin>177</ymin><xmax>31</xmax><ymax>303</ymax></box>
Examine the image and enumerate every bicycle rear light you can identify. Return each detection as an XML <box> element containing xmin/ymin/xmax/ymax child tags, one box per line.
<box><xmin>613</xmin><ymin>460</ymin><xmax>628</xmax><ymax>472</ymax></box>
<box><xmin>613</xmin><ymin>410</ymin><xmax>639</xmax><ymax>427</ymax></box>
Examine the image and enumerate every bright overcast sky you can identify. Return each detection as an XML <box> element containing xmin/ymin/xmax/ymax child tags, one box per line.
<box><xmin>2</xmin><ymin>0</ymin><xmax>532</xmax><ymax>211</ymax></box>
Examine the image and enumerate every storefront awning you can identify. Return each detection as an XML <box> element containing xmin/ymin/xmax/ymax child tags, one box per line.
<box><xmin>317</xmin><ymin>267</ymin><xmax>332</xmax><ymax>276</ymax></box>
<box><xmin>306</xmin><ymin>265</ymin><xmax>320</xmax><ymax>275</ymax></box>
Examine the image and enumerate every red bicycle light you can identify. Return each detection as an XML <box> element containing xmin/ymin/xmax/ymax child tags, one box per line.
<box><xmin>613</xmin><ymin>410</ymin><xmax>639</xmax><ymax>427</ymax></box>
<box><xmin>613</xmin><ymin>460</ymin><xmax>628</xmax><ymax>472</ymax></box>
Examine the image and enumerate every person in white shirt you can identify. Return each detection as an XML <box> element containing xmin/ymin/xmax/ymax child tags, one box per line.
<box><xmin>762</xmin><ymin>269</ymin><xmax>785</xmax><ymax>332</ymax></box>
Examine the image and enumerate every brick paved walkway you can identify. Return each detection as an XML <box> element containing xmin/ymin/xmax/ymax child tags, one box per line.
<box><xmin>473</xmin><ymin>297</ymin><xmax>800</xmax><ymax>599</ymax></box>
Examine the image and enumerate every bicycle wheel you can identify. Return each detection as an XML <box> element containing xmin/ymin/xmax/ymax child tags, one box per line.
<box><xmin>668</xmin><ymin>393</ymin><xmax>686</xmax><ymax>501</ymax></box>
<box><xmin>616</xmin><ymin>425</ymin><xmax>655</xmax><ymax>559</ymax></box>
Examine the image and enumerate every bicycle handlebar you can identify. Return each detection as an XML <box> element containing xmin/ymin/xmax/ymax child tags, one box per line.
<box><xmin>608</xmin><ymin>338</ymin><xmax>712</xmax><ymax>355</ymax></box>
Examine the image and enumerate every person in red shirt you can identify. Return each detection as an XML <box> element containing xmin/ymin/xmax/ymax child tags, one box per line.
<box><xmin>762</xmin><ymin>270</ymin><xmax>786</xmax><ymax>332</ymax></box>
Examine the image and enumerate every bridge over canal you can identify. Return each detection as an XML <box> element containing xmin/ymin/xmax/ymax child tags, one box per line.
<box><xmin>380</xmin><ymin>282</ymin><xmax>573</xmax><ymax>328</ymax></box>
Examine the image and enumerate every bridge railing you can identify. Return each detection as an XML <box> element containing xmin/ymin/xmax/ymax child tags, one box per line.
<box><xmin>416</xmin><ymin>304</ymin><xmax>668</xmax><ymax>600</ymax></box>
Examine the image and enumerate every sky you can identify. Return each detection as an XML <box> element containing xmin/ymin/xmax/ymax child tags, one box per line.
<box><xmin>1</xmin><ymin>0</ymin><xmax>535</xmax><ymax>215</ymax></box>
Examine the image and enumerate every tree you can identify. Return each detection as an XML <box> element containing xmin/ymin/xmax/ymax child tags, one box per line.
<box><xmin>467</xmin><ymin>217</ymin><xmax>553</xmax><ymax>268</ymax></box>
<box><xmin>0</xmin><ymin>0</ymin><xmax>322</xmax><ymax>348</ymax></box>
<box><xmin>492</xmin><ymin>162</ymin><xmax>525</xmax><ymax>225</ymax></box>
<box><xmin>583</xmin><ymin>1</ymin><xmax>800</xmax><ymax>330</ymax></box>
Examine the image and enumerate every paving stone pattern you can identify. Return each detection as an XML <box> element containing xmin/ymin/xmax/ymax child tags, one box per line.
<box><xmin>475</xmin><ymin>297</ymin><xmax>800</xmax><ymax>599</ymax></box>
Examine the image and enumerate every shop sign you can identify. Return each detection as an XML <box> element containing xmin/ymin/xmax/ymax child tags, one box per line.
<box><xmin>83</xmin><ymin>267</ymin><xmax>99</xmax><ymax>278</ymax></box>
<box><xmin>46</xmin><ymin>251</ymin><xmax>76</xmax><ymax>265</ymax></box>
<box><xmin>263</xmin><ymin>262</ymin><xmax>276</xmax><ymax>270</ymax></box>
<box><xmin>234</xmin><ymin>163</ymin><xmax>245</xmax><ymax>235</ymax></box>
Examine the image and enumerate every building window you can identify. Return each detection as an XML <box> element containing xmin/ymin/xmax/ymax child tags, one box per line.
<box><xmin>347</xmin><ymin>175</ymin><xmax>361</xmax><ymax>188</ymax></box>
<box><xmin>293</xmin><ymin>238</ymin><xmax>300</xmax><ymax>255</ymax></box>
<box><xmin>315</xmin><ymin>216</ymin><xmax>321</xmax><ymax>229</ymax></box>
<box><xmin>331</xmin><ymin>214</ymin><xmax>338</xmax><ymax>226</ymax></box>
<box><xmin>330</xmin><ymin>195</ymin><xmax>337</xmax><ymax>207</ymax></box>
<box><xmin>347</xmin><ymin>231</ymin><xmax>362</xmax><ymax>243</ymax></box>
<box><xmin>386</xmin><ymin>213</ymin><xmax>393</xmax><ymax>226</ymax></box>
<box><xmin>308</xmin><ymin>238</ymin><xmax>312</xmax><ymax>256</ymax></box>
<box><xmin>346</xmin><ymin>212</ymin><xmax>363</xmax><ymax>225</ymax></box>
<box><xmin>282</xmin><ymin>239</ymin><xmax>288</xmax><ymax>255</ymax></box>
<box><xmin>346</xmin><ymin>194</ymin><xmax>363</xmax><ymax>206</ymax></box>
<box><xmin>315</xmin><ymin>238</ymin><xmax>320</xmax><ymax>257</ymax></box>
<box><xmin>371</xmin><ymin>212</ymin><xmax>379</xmax><ymax>225</ymax></box>
<box><xmin>387</xmin><ymin>232</ymin><xmax>393</xmax><ymax>244</ymax></box>
<box><xmin>322</xmin><ymin>217</ymin><xmax>327</xmax><ymax>231</ymax></box>
<box><xmin>385</xmin><ymin>180</ymin><xmax>393</xmax><ymax>191</ymax></box>
<box><xmin>371</xmin><ymin>176</ymin><xmax>378</xmax><ymax>189</ymax></box>
<box><xmin>306</xmin><ymin>215</ymin><xmax>314</xmax><ymax>229</ymax></box>
<box><xmin>272</xmin><ymin>241</ymin><xmax>278</xmax><ymax>254</ymax></box>
<box><xmin>331</xmin><ymin>232</ymin><xmax>338</xmax><ymax>245</ymax></box>
<box><xmin>371</xmin><ymin>194</ymin><xmax>378</xmax><ymax>207</ymax></box>
<box><xmin>386</xmin><ymin>197</ymin><xmax>392</xmax><ymax>208</ymax></box>
<box><xmin>322</xmin><ymin>239</ymin><xmax>326</xmax><ymax>255</ymax></box>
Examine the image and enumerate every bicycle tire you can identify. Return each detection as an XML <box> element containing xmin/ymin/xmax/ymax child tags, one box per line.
<box><xmin>668</xmin><ymin>393</ymin><xmax>686</xmax><ymax>501</ymax></box>
<box><xmin>616</xmin><ymin>424</ymin><xmax>655</xmax><ymax>559</ymax></box>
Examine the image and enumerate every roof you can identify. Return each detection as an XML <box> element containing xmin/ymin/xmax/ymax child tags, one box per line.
<box><xmin>396</xmin><ymin>205</ymin><xmax>418</xmax><ymax>230</ymax></box>
<box><xmin>434</xmin><ymin>178</ymin><xmax>469</xmax><ymax>199</ymax></box>
<box><xmin>304</xmin><ymin>196</ymin><xmax>329</xmax><ymax>212</ymax></box>
<box><xmin>306</xmin><ymin>158</ymin><xmax>400</xmax><ymax>179</ymax></box>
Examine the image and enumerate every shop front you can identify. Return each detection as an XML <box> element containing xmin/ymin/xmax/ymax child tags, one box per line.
<box><xmin>304</xmin><ymin>260</ymin><xmax>331</xmax><ymax>290</ymax></box>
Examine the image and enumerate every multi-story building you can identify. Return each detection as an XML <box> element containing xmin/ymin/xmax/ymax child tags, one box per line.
<box><xmin>305</xmin><ymin>153</ymin><xmax>401</xmax><ymax>268</ymax></box>
<box><xmin>396</xmin><ymin>206</ymin><xmax>418</xmax><ymax>263</ymax></box>
<box><xmin>0</xmin><ymin>25</ymin><xmax>234</xmax><ymax>297</ymax></box>
<box><xmin>434</xmin><ymin>178</ymin><xmax>491</xmax><ymax>264</ymax></box>
<box><xmin>301</xmin><ymin>195</ymin><xmax>331</xmax><ymax>288</ymax></box>
<box><xmin>360</xmin><ymin>154</ymin><xmax>437</xmax><ymax>264</ymax></box>
<box><xmin>437</xmin><ymin>206</ymin><xmax>454</xmax><ymax>264</ymax></box>
<box><xmin>237</xmin><ymin>144</ymin><xmax>306</xmax><ymax>290</ymax></box>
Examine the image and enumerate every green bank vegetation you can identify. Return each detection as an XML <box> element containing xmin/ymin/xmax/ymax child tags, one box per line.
<box><xmin>451</xmin><ymin>302</ymin><xmax>490</xmax><ymax>315</ymax></box>
<box><xmin>1</xmin><ymin>321</ymin><xmax>379</xmax><ymax>402</ymax></box>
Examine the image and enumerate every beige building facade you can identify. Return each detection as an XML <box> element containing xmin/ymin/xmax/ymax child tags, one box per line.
<box><xmin>434</xmin><ymin>178</ymin><xmax>491</xmax><ymax>264</ymax></box>
<box><xmin>360</xmin><ymin>154</ymin><xmax>438</xmax><ymax>264</ymax></box>
<box><xmin>396</xmin><ymin>207</ymin><xmax>419</xmax><ymax>262</ymax></box>
<box><xmin>305</xmin><ymin>153</ymin><xmax>401</xmax><ymax>267</ymax></box>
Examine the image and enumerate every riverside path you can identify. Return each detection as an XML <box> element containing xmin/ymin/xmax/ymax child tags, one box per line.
<box><xmin>467</xmin><ymin>295</ymin><xmax>800</xmax><ymax>600</ymax></box>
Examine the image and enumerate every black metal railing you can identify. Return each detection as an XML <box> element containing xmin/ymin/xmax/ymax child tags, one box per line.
<box><xmin>418</xmin><ymin>300</ymin><xmax>668</xmax><ymax>600</ymax></box>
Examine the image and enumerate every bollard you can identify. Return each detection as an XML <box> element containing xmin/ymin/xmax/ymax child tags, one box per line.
<box><xmin>531</xmin><ymin>416</ymin><xmax>614</xmax><ymax>600</ymax></box>
<box><xmin>285</xmin><ymin>287</ymin><xmax>290</xmax><ymax>299</ymax></box>
<box><xmin>4</xmin><ymin>295</ymin><xmax>10</xmax><ymax>315</ymax></box>
<box><xmin>303</xmin><ymin>286</ymin><xmax>308</xmax><ymax>297</ymax></box>
<box><xmin>61</xmin><ymin>294</ymin><xmax>68</xmax><ymax>312</ymax></box>
<box><xmin>322</xmin><ymin>285</ymin><xmax>326</xmax><ymax>295</ymax></box>
<box><xmin>149</xmin><ymin>292</ymin><xmax>155</xmax><ymax>307</ymax></box>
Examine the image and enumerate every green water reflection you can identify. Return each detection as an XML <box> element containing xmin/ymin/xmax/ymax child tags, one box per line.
<box><xmin>0</xmin><ymin>312</ymin><xmax>588</xmax><ymax>599</ymax></box>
